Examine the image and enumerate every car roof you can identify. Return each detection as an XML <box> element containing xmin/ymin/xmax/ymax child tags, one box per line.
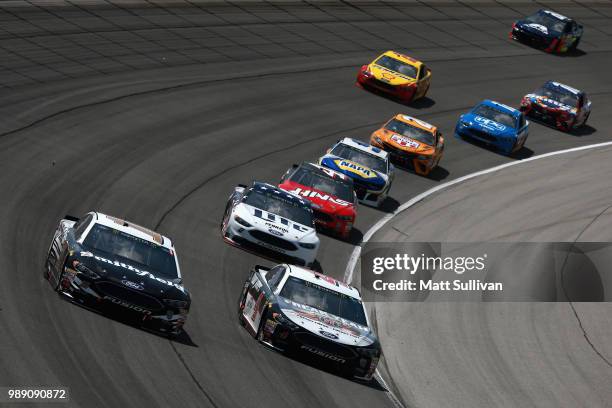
<box><xmin>539</xmin><ymin>9</ymin><xmax>571</xmax><ymax>22</ymax></box>
<box><xmin>379</xmin><ymin>50</ymin><xmax>423</xmax><ymax>68</ymax></box>
<box><xmin>479</xmin><ymin>99</ymin><xmax>521</xmax><ymax>118</ymax></box>
<box><xmin>93</xmin><ymin>212</ymin><xmax>173</xmax><ymax>249</ymax></box>
<box><xmin>251</xmin><ymin>181</ymin><xmax>312</xmax><ymax>208</ymax></box>
<box><xmin>285</xmin><ymin>264</ymin><xmax>362</xmax><ymax>299</ymax></box>
<box><xmin>392</xmin><ymin>114</ymin><xmax>437</xmax><ymax>133</ymax></box>
<box><xmin>337</xmin><ymin>137</ymin><xmax>389</xmax><ymax>160</ymax></box>
<box><xmin>298</xmin><ymin>162</ymin><xmax>353</xmax><ymax>184</ymax></box>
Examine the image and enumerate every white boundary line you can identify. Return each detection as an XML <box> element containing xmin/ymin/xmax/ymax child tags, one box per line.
<box><xmin>344</xmin><ymin>141</ymin><xmax>612</xmax><ymax>284</ymax></box>
<box><xmin>348</xmin><ymin>141</ymin><xmax>612</xmax><ymax>408</ymax></box>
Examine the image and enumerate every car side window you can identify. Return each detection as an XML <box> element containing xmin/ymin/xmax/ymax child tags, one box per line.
<box><xmin>74</xmin><ymin>214</ymin><xmax>93</xmax><ymax>239</ymax></box>
<box><xmin>267</xmin><ymin>265</ymin><xmax>286</xmax><ymax>291</ymax></box>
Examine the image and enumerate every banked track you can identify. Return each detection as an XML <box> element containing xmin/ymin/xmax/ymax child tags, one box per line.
<box><xmin>1</xmin><ymin>2</ymin><xmax>611</xmax><ymax>407</ymax></box>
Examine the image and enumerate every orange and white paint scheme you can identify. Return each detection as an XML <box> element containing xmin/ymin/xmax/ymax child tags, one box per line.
<box><xmin>356</xmin><ymin>50</ymin><xmax>431</xmax><ymax>103</ymax></box>
<box><xmin>370</xmin><ymin>114</ymin><xmax>444</xmax><ymax>176</ymax></box>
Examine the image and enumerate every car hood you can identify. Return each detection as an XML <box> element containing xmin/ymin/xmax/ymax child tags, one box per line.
<box><xmin>516</xmin><ymin>20</ymin><xmax>555</xmax><ymax>37</ymax></box>
<box><xmin>377</xmin><ymin>129</ymin><xmax>435</xmax><ymax>154</ymax></box>
<box><xmin>76</xmin><ymin>249</ymin><xmax>188</xmax><ymax>298</ymax></box>
<box><xmin>319</xmin><ymin>155</ymin><xmax>387</xmax><ymax>189</ymax></box>
<box><xmin>462</xmin><ymin>113</ymin><xmax>516</xmax><ymax>137</ymax></box>
<box><xmin>279</xmin><ymin>181</ymin><xmax>355</xmax><ymax>215</ymax></box>
<box><xmin>369</xmin><ymin>64</ymin><xmax>416</xmax><ymax>86</ymax></box>
<box><xmin>236</xmin><ymin>203</ymin><xmax>316</xmax><ymax>241</ymax></box>
<box><xmin>526</xmin><ymin>93</ymin><xmax>575</xmax><ymax>112</ymax></box>
<box><xmin>278</xmin><ymin>297</ymin><xmax>375</xmax><ymax>347</ymax></box>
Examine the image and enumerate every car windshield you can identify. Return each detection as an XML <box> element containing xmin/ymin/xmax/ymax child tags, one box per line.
<box><xmin>472</xmin><ymin>104</ymin><xmax>517</xmax><ymax>128</ymax></box>
<box><xmin>330</xmin><ymin>144</ymin><xmax>387</xmax><ymax>173</ymax></box>
<box><xmin>536</xmin><ymin>86</ymin><xmax>579</xmax><ymax>107</ymax></box>
<box><xmin>280</xmin><ymin>276</ymin><xmax>367</xmax><ymax>326</ymax></box>
<box><xmin>385</xmin><ymin>119</ymin><xmax>435</xmax><ymax>145</ymax></box>
<box><xmin>289</xmin><ymin>167</ymin><xmax>354</xmax><ymax>202</ymax></box>
<box><xmin>525</xmin><ymin>11</ymin><xmax>566</xmax><ymax>34</ymax></box>
<box><xmin>83</xmin><ymin>223</ymin><xmax>178</xmax><ymax>279</ymax></box>
<box><xmin>243</xmin><ymin>188</ymin><xmax>313</xmax><ymax>226</ymax></box>
<box><xmin>374</xmin><ymin>55</ymin><xmax>418</xmax><ymax>78</ymax></box>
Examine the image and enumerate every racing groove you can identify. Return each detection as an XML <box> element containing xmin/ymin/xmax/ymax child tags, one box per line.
<box><xmin>1</xmin><ymin>1</ymin><xmax>612</xmax><ymax>407</ymax></box>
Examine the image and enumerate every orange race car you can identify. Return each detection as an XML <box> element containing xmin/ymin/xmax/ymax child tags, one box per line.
<box><xmin>356</xmin><ymin>50</ymin><xmax>431</xmax><ymax>103</ymax></box>
<box><xmin>370</xmin><ymin>114</ymin><xmax>444</xmax><ymax>176</ymax></box>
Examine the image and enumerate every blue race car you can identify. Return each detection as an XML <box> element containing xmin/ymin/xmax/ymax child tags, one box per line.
<box><xmin>455</xmin><ymin>100</ymin><xmax>529</xmax><ymax>155</ymax></box>
<box><xmin>510</xmin><ymin>9</ymin><xmax>583</xmax><ymax>53</ymax></box>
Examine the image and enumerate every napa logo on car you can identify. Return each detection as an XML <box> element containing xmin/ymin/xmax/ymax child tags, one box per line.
<box><xmin>474</xmin><ymin>116</ymin><xmax>506</xmax><ymax>131</ymax></box>
<box><xmin>334</xmin><ymin>159</ymin><xmax>377</xmax><ymax>179</ymax></box>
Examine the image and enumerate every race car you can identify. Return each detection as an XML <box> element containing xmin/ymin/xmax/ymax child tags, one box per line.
<box><xmin>319</xmin><ymin>138</ymin><xmax>394</xmax><ymax>208</ymax></box>
<box><xmin>221</xmin><ymin>182</ymin><xmax>319</xmax><ymax>267</ymax></box>
<box><xmin>520</xmin><ymin>80</ymin><xmax>591</xmax><ymax>132</ymax></box>
<box><xmin>356</xmin><ymin>50</ymin><xmax>431</xmax><ymax>103</ymax></box>
<box><xmin>510</xmin><ymin>9</ymin><xmax>583</xmax><ymax>53</ymax></box>
<box><xmin>279</xmin><ymin>162</ymin><xmax>357</xmax><ymax>240</ymax></box>
<box><xmin>238</xmin><ymin>263</ymin><xmax>381</xmax><ymax>380</ymax></box>
<box><xmin>370</xmin><ymin>114</ymin><xmax>444</xmax><ymax>176</ymax></box>
<box><xmin>455</xmin><ymin>100</ymin><xmax>529</xmax><ymax>155</ymax></box>
<box><xmin>44</xmin><ymin>212</ymin><xmax>190</xmax><ymax>337</ymax></box>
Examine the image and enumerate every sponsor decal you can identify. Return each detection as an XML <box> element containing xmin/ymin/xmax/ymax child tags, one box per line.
<box><xmin>104</xmin><ymin>295</ymin><xmax>151</xmax><ymax>314</ymax></box>
<box><xmin>289</xmin><ymin>187</ymin><xmax>351</xmax><ymax>207</ymax></box>
<box><xmin>551</xmin><ymin>81</ymin><xmax>580</xmax><ymax>95</ymax></box>
<box><xmin>542</xmin><ymin>10</ymin><xmax>569</xmax><ymax>21</ymax></box>
<box><xmin>122</xmin><ymin>280</ymin><xmax>144</xmax><ymax>291</ymax></box>
<box><xmin>334</xmin><ymin>159</ymin><xmax>377</xmax><ymax>179</ymax></box>
<box><xmin>525</xmin><ymin>23</ymin><xmax>548</xmax><ymax>34</ymax></box>
<box><xmin>391</xmin><ymin>134</ymin><xmax>420</xmax><ymax>149</ymax></box>
<box><xmin>252</xmin><ymin>208</ymin><xmax>309</xmax><ymax>233</ymax></box>
<box><xmin>474</xmin><ymin>116</ymin><xmax>506</xmax><ymax>131</ymax></box>
<box><xmin>80</xmin><ymin>252</ymin><xmax>185</xmax><ymax>293</ymax></box>
<box><xmin>319</xmin><ymin>330</ymin><xmax>339</xmax><ymax>340</ymax></box>
<box><xmin>300</xmin><ymin>345</ymin><xmax>346</xmax><ymax>363</ymax></box>
<box><xmin>268</xmin><ymin>229</ymin><xmax>283</xmax><ymax>237</ymax></box>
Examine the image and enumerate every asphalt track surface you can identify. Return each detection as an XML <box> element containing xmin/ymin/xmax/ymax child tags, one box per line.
<box><xmin>0</xmin><ymin>1</ymin><xmax>611</xmax><ymax>407</ymax></box>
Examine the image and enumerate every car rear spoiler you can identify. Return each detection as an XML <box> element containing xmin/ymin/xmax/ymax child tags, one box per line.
<box><xmin>64</xmin><ymin>214</ymin><xmax>80</xmax><ymax>222</ymax></box>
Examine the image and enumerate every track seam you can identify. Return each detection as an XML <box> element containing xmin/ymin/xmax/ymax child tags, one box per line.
<box><xmin>169</xmin><ymin>341</ymin><xmax>220</xmax><ymax>408</ymax></box>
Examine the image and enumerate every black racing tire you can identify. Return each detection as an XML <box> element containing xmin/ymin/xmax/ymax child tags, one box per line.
<box><xmin>220</xmin><ymin>202</ymin><xmax>232</xmax><ymax>233</ymax></box>
<box><xmin>569</xmin><ymin>37</ymin><xmax>581</xmax><ymax>52</ymax></box>
<box><xmin>256</xmin><ymin>307</ymin><xmax>269</xmax><ymax>341</ymax></box>
<box><xmin>582</xmin><ymin>112</ymin><xmax>590</xmax><ymax>127</ymax></box>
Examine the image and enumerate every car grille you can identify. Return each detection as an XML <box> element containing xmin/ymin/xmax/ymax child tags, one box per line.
<box><xmin>469</xmin><ymin>129</ymin><xmax>497</xmax><ymax>142</ymax></box>
<box><xmin>293</xmin><ymin>331</ymin><xmax>358</xmax><ymax>360</ymax></box>
<box><xmin>95</xmin><ymin>281</ymin><xmax>164</xmax><ymax>311</ymax></box>
<box><xmin>249</xmin><ymin>230</ymin><xmax>297</xmax><ymax>251</ymax></box>
<box><xmin>372</xmin><ymin>78</ymin><xmax>396</xmax><ymax>91</ymax></box>
<box><xmin>313</xmin><ymin>209</ymin><xmax>334</xmax><ymax>224</ymax></box>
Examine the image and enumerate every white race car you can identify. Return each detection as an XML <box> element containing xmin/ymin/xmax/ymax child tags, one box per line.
<box><xmin>319</xmin><ymin>138</ymin><xmax>394</xmax><ymax>207</ymax></box>
<box><xmin>221</xmin><ymin>182</ymin><xmax>320</xmax><ymax>267</ymax></box>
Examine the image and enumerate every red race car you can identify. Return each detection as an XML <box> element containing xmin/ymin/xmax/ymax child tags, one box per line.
<box><xmin>279</xmin><ymin>162</ymin><xmax>357</xmax><ymax>240</ymax></box>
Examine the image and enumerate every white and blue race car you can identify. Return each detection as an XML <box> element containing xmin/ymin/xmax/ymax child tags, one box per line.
<box><xmin>221</xmin><ymin>182</ymin><xmax>320</xmax><ymax>267</ymax></box>
<box><xmin>319</xmin><ymin>138</ymin><xmax>394</xmax><ymax>208</ymax></box>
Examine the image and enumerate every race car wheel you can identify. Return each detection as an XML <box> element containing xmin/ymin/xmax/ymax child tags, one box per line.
<box><xmin>569</xmin><ymin>37</ymin><xmax>581</xmax><ymax>52</ymax></box>
<box><xmin>256</xmin><ymin>307</ymin><xmax>269</xmax><ymax>341</ymax></box>
<box><xmin>582</xmin><ymin>112</ymin><xmax>590</xmax><ymax>127</ymax></box>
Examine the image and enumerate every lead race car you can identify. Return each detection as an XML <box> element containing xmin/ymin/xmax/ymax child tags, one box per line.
<box><xmin>279</xmin><ymin>162</ymin><xmax>357</xmax><ymax>240</ymax></box>
<box><xmin>455</xmin><ymin>100</ymin><xmax>529</xmax><ymax>156</ymax></box>
<box><xmin>319</xmin><ymin>138</ymin><xmax>394</xmax><ymax>208</ymax></box>
<box><xmin>44</xmin><ymin>212</ymin><xmax>190</xmax><ymax>337</ymax></box>
<box><xmin>511</xmin><ymin>9</ymin><xmax>583</xmax><ymax>53</ymax></box>
<box><xmin>221</xmin><ymin>182</ymin><xmax>320</xmax><ymax>267</ymax></box>
<box><xmin>520</xmin><ymin>80</ymin><xmax>591</xmax><ymax>132</ymax></box>
<box><xmin>238</xmin><ymin>263</ymin><xmax>381</xmax><ymax>380</ymax></box>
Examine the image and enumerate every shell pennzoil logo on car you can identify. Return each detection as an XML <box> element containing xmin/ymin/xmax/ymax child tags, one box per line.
<box><xmin>334</xmin><ymin>159</ymin><xmax>377</xmax><ymax>179</ymax></box>
<box><xmin>390</xmin><ymin>134</ymin><xmax>420</xmax><ymax>148</ymax></box>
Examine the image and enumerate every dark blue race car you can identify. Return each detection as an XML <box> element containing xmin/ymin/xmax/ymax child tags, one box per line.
<box><xmin>455</xmin><ymin>100</ymin><xmax>529</xmax><ymax>155</ymax></box>
<box><xmin>510</xmin><ymin>9</ymin><xmax>583</xmax><ymax>53</ymax></box>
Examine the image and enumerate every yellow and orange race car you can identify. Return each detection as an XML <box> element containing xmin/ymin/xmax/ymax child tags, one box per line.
<box><xmin>356</xmin><ymin>50</ymin><xmax>431</xmax><ymax>103</ymax></box>
<box><xmin>370</xmin><ymin>114</ymin><xmax>444</xmax><ymax>176</ymax></box>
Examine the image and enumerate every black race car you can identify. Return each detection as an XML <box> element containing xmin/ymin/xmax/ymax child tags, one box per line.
<box><xmin>44</xmin><ymin>211</ymin><xmax>190</xmax><ymax>337</ymax></box>
<box><xmin>238</xmin><ymin>263</ymin><xmax>381</xmax><ymax>380</ymax></box>
<box><xmin>511</xmin><ymin>9</ymin><xmax>583</xmax><ymax>53</ymax></box>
